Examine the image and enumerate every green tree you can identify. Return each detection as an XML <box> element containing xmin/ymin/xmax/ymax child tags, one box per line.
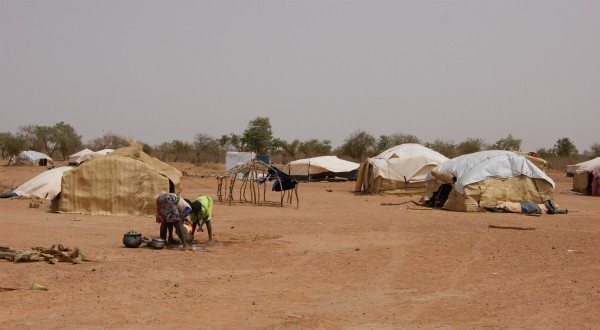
<box><xmin>242</xmin><ymin>117</ymin><xmax>273</xmax><ymax>155</ymax></box>
<box><xmin>336</xmin><ymin>130</ymin><xmax>376</xmax><ymax>161</ymax></box>
<box><xmin>283</xmin><ymin>139</ymin><xmax>301</xmax><ymax>160</ymax></box>
<box><xmin>457</xmin><ymin>138</ymin><xmax>486</xmax><ymax>155</ymax></box>
<box><xmin>87</xmin><ymin>132</ymin><xmax>128</xmax><ymax>150</ymax></box>
<box><xmin>0</xmin><ymin>132</ymin><xmax>27</xmax><ymax>162</ymax></box>
<box><xmin>553</xmin><ymin>137</ymin><xmax>578</xmax><ymax>163</ymax></box>
<box><xmin>425</xmin><ymin>139</ymin><xmax>457</xmax><ymax>158</ymax></box>
<box><xmin>490</xmin><ymin>134</ymin><xmax>522</xmax><ymax>151</ymax></box>
<box><xmin>193</xmin><ymin>133</ymin><xmax>219</xmax><ymax>163</ymax></box>
<box><xmin>375</xmin><ymin>135</ymin><xmax>393</xmax><ymax>154</ymax></box>
<box><xmin>299</xmin><ymin>139</ymin><xmax>332</xmax><ymax>158</ymax></box>
<box><xmin>54</xmin><ymin>122</ymin><xmax>82</xmax><ymax>160</ymax></box>
<box><xmin>270</xmin><ymin>138</ymin><xmax>288</xmax><ymax>163</ymax></box>
<box><xmin>535</xmin><ymin>147</ymin><xmax>555</xmax><ymax>159</ymax></box>
<box><xmin>585</xmin><ymin>143</ymin><xmax>600</xmax><ymax>158</ymax></box>
<box><xmin>171</xmin><ymin>140</ymin><xmax>191</xmax><ymax>162</ymax></box>
<box><xmin>389</xmin><ymin>133</ymin><xmax>421</xmax><ymax>145</ymax></box>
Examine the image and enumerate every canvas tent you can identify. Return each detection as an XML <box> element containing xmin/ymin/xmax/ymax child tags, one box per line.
<box><xmin>68</xmin><ymin>149</ymin><xmax>93</xmax><ymax>165</ymax></box>
<box><xmin>571</xmin><ymin>157</ymin><xmax>600</xmax><ymax>195</ymax></box>
<box><xmin>355</xmin><ymin>144</ymin><xmax>449</xmax><ymax>195</ymax></box>
<box><xmin>423</xmin><ymin>150</ymin><xmax>556</xmax><ymax>212</ymax></box>
<box><xmin>14</xmin><ymin>167</ymin><xmax>72</xmax><ymax>199</ymax></box>
<box><xmin>56</xmin><ymin>146</ymin><xmax>182</xmax><ymax>216</ymax></box>
<box><xmin>283</xmin><ymin>156</ymin><xmax>359</xmax><ymax>181</ymax></box>
<box><xmin>10</xmin><ymin>151</ymin><xmax>53</xmax><ymax>166</ymax></box>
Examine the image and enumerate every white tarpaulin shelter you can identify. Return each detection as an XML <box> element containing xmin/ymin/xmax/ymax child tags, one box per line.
<box><xmin>68</xmin><ymin>148</ymin><xmax>114</xmax><ymax>165</ymax></box>
<box><xmin>283</xmin><ymin>156</ymin><xmax>359</xmax><ymax>180</ymax></box>
<box><xmin>14</xmin><ymin>166</ymin><xmax>72</xmax><ymax>199</ymax></box>
<box><xmin>573</xmin><ymin>157</ymin><xmax>600</xmax><ymax>173</ymax></box>
<box><xmin>356</xmin><ymin>144</ymin><xmax>449</xmax><ymax>194</ymax></box>
<box><xmin>424</xmin><ymin>150</ymin><xmax>556</xmax><ymax>212</ymax></box>
<box><xmin>10</xmin><ymin>151</ymin><xmax>53</xmax><ymax>165</ymax></box>
<box><xmin>226</xmin><ymin>151</ymin><xmax>256</xmax><ymax>171</ymax></box>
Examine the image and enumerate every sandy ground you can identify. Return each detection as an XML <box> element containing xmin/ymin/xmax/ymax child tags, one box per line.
<box><xmin>1</xmin><ymin>163</ymin><xmax>599</xmax><ymax>329</ymax></box>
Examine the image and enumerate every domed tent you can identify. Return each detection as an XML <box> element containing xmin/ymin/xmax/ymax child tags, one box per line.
<box><xmin>570</xmin><ymin>157</ymin><xmax>600</xmax><ymax>195</ymax></box>
<box><xmin>355</xmin><ymin>144</ymin><xmax>449</xmax><ymax>195</ymax></box>
<box><xmin>423</xmin><ymin>150</ymin><xmax>556</xmax><ymax>212</ymax></box>
<box><xmin>56</xmin><ymin>146</ymin><xmax>182</xmax><ymax>216</ymax></box>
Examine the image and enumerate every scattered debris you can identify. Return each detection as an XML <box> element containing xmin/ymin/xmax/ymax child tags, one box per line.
<box><xmin>0</xmin><ymin>244</ymin><xmax>99</xmax><ymax>264</ymax></box>
<box><xmin>380</xmin><ymin>200</ymin><xmax>418</xmax><ymax>206</ymax></box>
<box><xmin>488</xmin><ymin>224</ymin><xmax>535</xmax><ymax>231</ymax></box>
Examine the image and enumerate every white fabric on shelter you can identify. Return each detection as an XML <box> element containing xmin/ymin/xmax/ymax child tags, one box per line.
<box><xmin>11</xmin><ymin>151</ymin><xmax>53</xmax><ymax>164</ymax></box>
<box><xmin>574</xmin><ymin>157</ymin><xmax>600</xmax><ymax>173</ymax></box>
<box><xmin>14</xmin><ymin>166</ymin><xmax>72</xmax><ymax>199</ymax></box>
<box><xmin>370</xmin><ymin>144</ymin><xmax>448</xmax><ymax>182</ymax></box>
<box><xmin>426</xmin><ymin>150</ymin><xmax>555</xmax><ymax>194</ymax></box>
<box><xmin>75</xmin><ymin>148</ymin><xmax>114</xmax><ymax>164</ymax></box>
<box><xmin>283</xmin><ymin>156</ymin><xmax>358</xmax><ymax>175</ymax></box>
<box><xmin>68</xmin><ymin>149</ymin><xmax>93</xmax><ymax>164</ymax></box>
<box><xmin>225</xmin><ymin>151</ymin><xmax>256</xmax><ymax>171</ymax></box>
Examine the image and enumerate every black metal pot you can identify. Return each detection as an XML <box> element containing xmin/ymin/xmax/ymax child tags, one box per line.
<box><xmin>123</xmin><ymin>230</ymin><xmax>142</xmax><ymax>248</ymax></box>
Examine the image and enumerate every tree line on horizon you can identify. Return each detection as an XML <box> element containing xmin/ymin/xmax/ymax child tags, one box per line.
<box><xmin>1</xmin><ymin>118</ymin><xmax>599</xmax><ymax>169</ymax></box>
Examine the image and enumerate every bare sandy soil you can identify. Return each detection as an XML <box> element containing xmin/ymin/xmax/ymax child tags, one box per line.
<box><xmin>1</xmin><ymin>163</ymin><xmax>599</xmax><ymax>329</ymax></box>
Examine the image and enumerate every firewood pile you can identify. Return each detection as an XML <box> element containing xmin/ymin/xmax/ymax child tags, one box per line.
<box><xmin>0</xmin><ymin>244</ymin><xmax>96</xmax><ymax>264</ymax></box>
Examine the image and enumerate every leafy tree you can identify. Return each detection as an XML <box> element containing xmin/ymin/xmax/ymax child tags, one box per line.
<box><xmin>0</xmin><ymin>132</ymin><xmax>27</xmax><ymax>162</ymax></box>
<box><xmin>375</xmin><ymin>135</ymin><xmax>393</xmax><ymax>155</ymax></box>
<box><xmin>171</xmin><ymin>140</ymin><xmax>191</xmax><ymax>162</ymax></box>
<box><xmin>54</xmin><ymin>122</ymin><xmax>82</xmax><ymax>160</ymax></box>
<box><xmin>218</xmin><ymin>133</ymin><xmax>243</xmax><ymax>151</ymax></box>
<box><xmin>585</xmin><ymin>143</ymin><xmax>600</xmax><ymax>158</ymax></box>
<box><xmin>193</xmin><ymin>133</ymin><xmax>219</xmax><ymax>163</ymax></box>
<box><xmin>336</xmin><ymin>130</ymin><xmax>375</xmax><ymax>161</ymax></box>
<box><xmin>270</xmin><ymin>138</ymin><xmax>288</xmax><ymax>163</ymax></box>
<box><xmin>457</xmin><ymin>138</ymin><xmax>486</xmax><ymax>155</ymax></box>
<box><xmin>283</xmin><ymin>139</ymin><xmax>301</xmax><ymax>160</ymax></box>
<box><xmin>553</xmin><ymin>137</ymin><xmax>578</xmax><ymax>163</ymax></box>
<box><xmin>425</xmin><ymin>139</ymin><xmax>457</xmax><ymax>158</ymax></box>
<box><xmin>389</xmin><ymin>133</ymin><xmax>421</xmax><ymax>145</ymax></box>
<box><xmin>87</xmin><ymin>132</ymin><xmax>128</xmax><ymax>150</ymax></box>
<box><xmin>535</xmin><ymin>147</ymin><xmax>555</xmax><ymax>159</ymax></box>
<box><xmin>242</xmin><ymin>117</ymin><xmax>273</xmax><ymax>155</ymax></box>
<box><xmin>490</xmin><ymin>134</ymin><xmax>522</xmax><ymax>151</ymax></box>
<box><xmin>19</xmin><ymin>124</ymin><xmax>46</xmax><ymax>151</ymax></box>
<box><xmin>299</xmin><ymin>139</ymin><xmax>332</xmax><ymax>158</ymax></box>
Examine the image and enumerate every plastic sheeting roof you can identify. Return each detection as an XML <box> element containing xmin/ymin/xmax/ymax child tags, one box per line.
<box><xmin>574</xmin><ymin>157</ymin><xmax>600</xmax><ymax>173</ymax></box>
<box><xmin>283</xmin><ymin>156</ymin><xmax>359</xmax><ymax>175</ymax></box>
<box><xmin>14</xmin><ymin>166</ymin><xmax>72</xmax><ymax>199</ymax></box>
<box><xmin>426</xmin><ymin>150</ymin><xmax>555</xmax><ymax>194</ymax></box>
<box><xmin>369</xmin><ymin>144</ymin><xmax>449</xmax><ymax>182</ymax></box>
<box><xmin>11</xmin><ymin>151</ymin><xmax>53</xmax><ymax>164</ymax></box>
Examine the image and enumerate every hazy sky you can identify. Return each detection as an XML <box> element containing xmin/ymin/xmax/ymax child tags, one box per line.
<box><xmin>1</xmin><ymin>0</ymin><xmax>598</xmax><ymax>152</ymax></box>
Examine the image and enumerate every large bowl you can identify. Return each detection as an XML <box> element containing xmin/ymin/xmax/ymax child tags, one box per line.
<box><xmin>123</xmin><ymin>230</ymin><xmax>142</xmax><ymax>248</ymax></box>
<box><xmin>148</xmin><ymin>237</ymin><xmax>166</xmax><ymax>249</ymax></box>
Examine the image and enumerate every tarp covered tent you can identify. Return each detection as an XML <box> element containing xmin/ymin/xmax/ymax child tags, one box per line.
<box><xmin>571</xmin><ymin>157</ymin><xmax>600</xmax><ymax>195</ymax></box>
<box><xmin>355</xmin><ymin>144</ymin><xmax>449</xmax><ymax>195</ymax></box>
<box><xmin>423</xmin><ymin>150</ymin><xmax>556</xmax><ymax>212</ymax></box>
<box><xmin>12</xmin><ymin>167</ymin><xmax>73</xmax><ymax>199</ymax></box>
<box><xmin>68</xmin><ymin>149</ymin><xmax>93</xmax><ymax>165</ymax></box>
<box><xmin>68</xmin><ymin>149</ymin><xmax>114</xmax><ymax>165</ymax></box>
<box><xmin>56</xmin><ymin>146</ymin><xmax>182</xmax><ymax>216</ymax></box>
<box><xmin>10</xmin><ymin>151</ymin><xmax>53</xmax><ymax>166</ymax></box>
<box><xmin>282</xmin><ymin>156</ymin><xmax>359</xmax><ymax>181</ymax></box>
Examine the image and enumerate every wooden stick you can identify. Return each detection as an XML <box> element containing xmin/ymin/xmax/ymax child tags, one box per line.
<box><xmin>488</xmin><ymin>224</ymin><xmax>535</xmax><ymax>231</ymax></box>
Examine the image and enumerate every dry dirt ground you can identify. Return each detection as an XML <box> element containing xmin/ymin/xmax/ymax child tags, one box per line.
<box><xmin>1</xmin><ymin>163</ymin><xmax>599</xmax><ymax>329</ymax></box>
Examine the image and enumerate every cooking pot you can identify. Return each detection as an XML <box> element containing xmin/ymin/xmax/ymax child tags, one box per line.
<box><xmin>146</xmin><ymin>237</ymin><xmax>166</xmax><ymax>249</ymax></box>
<box><xmin>123</xmin><ymin>230</ymin><xmax>142</xmax><ymax>248</ymax></box>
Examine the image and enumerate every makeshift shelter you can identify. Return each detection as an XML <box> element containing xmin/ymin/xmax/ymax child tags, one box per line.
<box><xmin>423</xmin><ymin>150</ymin><xmax>556</xmax><ymax>212</ymax></box>
<box><xmin>0</xmin><ymin>166</ymin><xmax>72</xmax><ymax>200</ymax></box>
<box><xmin>68</xmin><ymin>149</ymin><xmax>93</xmax><ymax>165</ymax></box>
<box><xmin>283</xmin><ymin>156</ymin><xmax>359</xmax><ymax>181</ymax></box>
<box><xmin>68</xmin><ymin>149</ymin><xmax>114</xmax><ymax>165</ymax></box>
<box><xmin>10</xmin><ymin>151</ymin><xmax>53</xmax><ymax>166</ymax></box>
<box><xmin>56</xmin><ymin>146</ymin><xmax>182</xmax><ymax>216</ymax></box>
<box><xmin>226</xmin><ymin>151</ymin><xmax>256</xmax><ymax>171</ymax></box>
<box><xmin>571</xmin><ymin>157</ymin><xmax>600</xmax><ymax>195</ymax></box>
<box><xmin>217</xmin><ymin>159</ymin><xmax>299</xmax><ymax>208</ymax></box>
<box><xmin>355</xmin><ymin>144</ymin><xmax>449</xmax><ymax>195</ymax></box>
